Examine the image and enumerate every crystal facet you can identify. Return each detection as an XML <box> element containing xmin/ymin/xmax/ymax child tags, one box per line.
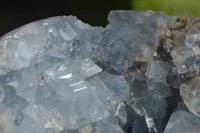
<box><xmin>164</xmin><ymin>111</ymin><xmax>200</xmax><ymax>133</ymax></box>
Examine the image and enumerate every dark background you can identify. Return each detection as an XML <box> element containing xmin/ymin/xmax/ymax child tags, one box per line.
<box><xmin>0</xmin><ymin>0</ymin><xmax>131</xmax><ymax>36</ymax></box>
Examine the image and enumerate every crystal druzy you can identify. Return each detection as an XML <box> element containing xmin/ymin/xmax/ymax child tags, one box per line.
<box><xmin>0</xmin><ymin>10</ymin><xmax>200</xmax><ymax>133</ymax></box>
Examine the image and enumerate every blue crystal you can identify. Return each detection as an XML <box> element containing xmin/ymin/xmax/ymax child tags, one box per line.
<box><xmin>0</xmin><ymin>10</ymin><xmax>200</xmax><ymax>133</ymax></box>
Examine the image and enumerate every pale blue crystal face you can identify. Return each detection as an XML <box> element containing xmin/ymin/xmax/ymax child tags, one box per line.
<box><xmin>180</xmin><ymin>76</ymin><xmax>200</xmax><ymax>117</ymax></box>
<box><xmin>146</xmin><ymin>60</ymin><xmax>169</xmax><ymax>82</ymax></box>
<box><xmin>80</xmin><ymin>58</ymin><xmax>102</xmax><ymax>78</ymax></box>
<box><xmin>164</xmin><ymin>111</ymin><xmax>200</xmax><ymax>133</ymax></box>
<box><xmin>93</xmin><ymin>29</ymin><xmax>133</xmax><ymax>73</ymax></box>
<box><xmin>171</xmin><ymin>44</ymin><xmax>196</xmax><ymax>74</ymax></box>
<box><xmin>98</xmin><ymin>71</ymin><xmax>129</xmax><ymax>102</ymax></box>
<box><xmin>108</xmin><ymin>10</ymin><xmax>159</xmax><ymax>62</ymax></box>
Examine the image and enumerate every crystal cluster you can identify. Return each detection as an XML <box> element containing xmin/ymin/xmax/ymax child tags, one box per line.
<box><xmin>0</xmin><ymin>10</ymin><xmax>200</xmax><ymax>133</ymax></box>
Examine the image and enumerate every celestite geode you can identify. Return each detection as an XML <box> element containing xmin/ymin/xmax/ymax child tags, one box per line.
<box><xmin>0</xmin><ymin>10</ymin><xmax>200</xmax><ymax>133</ymax></box>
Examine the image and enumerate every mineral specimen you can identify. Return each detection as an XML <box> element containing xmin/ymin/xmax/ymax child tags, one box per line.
<box><xmin>0</xmin><ymin>10</ymin><xmax>200</xmax><ymax>133</ymax></box>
